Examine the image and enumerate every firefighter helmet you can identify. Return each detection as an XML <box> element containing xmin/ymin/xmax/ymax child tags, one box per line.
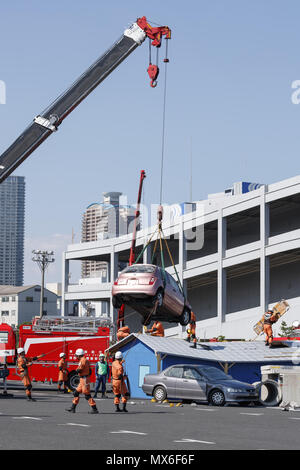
<box><xmin>59</xmin><ymin>352</ymin><xmax>66</xmax><ymax>358</ymax></box>
<box><xmin>17</xmin><ymin>347</ymin><xmax>25</xmax><ymax>354</ymax></box>
<box><xmin>115</xmin><ymin>351</ymin><xmax>123</xmax><ymax>359</ymax></box>
<box><xmin>75</xmin><ymin>348</ymin><xmax>85</xmax><ymax>356</ymax></box>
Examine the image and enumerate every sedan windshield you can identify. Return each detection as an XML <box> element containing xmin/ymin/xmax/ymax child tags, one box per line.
<box><xmin>196</xmin><ymin>366</ymin><xmax>232</xmax><ymax>381</ymax></box>
<box><xmin>122</xmin><ymin>265</ymin><xmax>156</xmax><ymax>274</ymax></box>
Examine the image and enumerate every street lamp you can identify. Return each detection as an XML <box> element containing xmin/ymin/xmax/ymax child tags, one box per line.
<box><xmin>32</xmin><ymin>250</ymin><xmax>55</xmax><ymax>318</ymax></box>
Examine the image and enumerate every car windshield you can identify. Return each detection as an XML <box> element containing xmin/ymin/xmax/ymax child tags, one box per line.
<box><xmin>196</xmin><ymin>366</ymin><xmax>232</xmax><ymax>381</ymax></box>
<box><xmin>122</xmin><ymin>265</ymin><xmax>156</xmax><ymax>274</ymax></box>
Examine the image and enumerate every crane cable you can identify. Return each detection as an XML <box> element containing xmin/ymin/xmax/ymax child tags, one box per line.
<box><xmin>159</xmin><ymin>42</ymin><xmax>169</xmax><ymax>205</ymax></box>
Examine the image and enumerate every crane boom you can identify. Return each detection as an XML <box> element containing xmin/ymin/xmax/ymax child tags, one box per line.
<box><xmin>0</xmin><ymin>17</ymin><xmax>171</xmax><ymax>183</ymax></box>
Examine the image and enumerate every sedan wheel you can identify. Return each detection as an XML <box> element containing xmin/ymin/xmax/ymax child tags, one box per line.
<box><xmin>180</xmin><ymin>308</ymin><xmax>190</xmax><ymax>326</ymax></box>
<box><xmin>154</xmin><ymin>290</ymin><xmax>163</xmax><ymax>308</ymax></box>
<box><xmin>209</xmin><ymin>389</ymin><xmax>225</xmax><ymax>406</ymax></box>
<box><xmin>153</xmin><ymin>386</ymin><xmax>167</xmax><ymax>402</ymax></box>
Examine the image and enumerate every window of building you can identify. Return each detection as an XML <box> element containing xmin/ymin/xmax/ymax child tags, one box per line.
<box><xmin>26</xmin><ymin>297</ymin><xmax>33</xmax><ymax>302</ymax></box>
<box><xmin>1</xmin><ymin>311</ymin><xmax>9</xmax><ymax>316</ymax></box>
<box><xmin>1</xmin><ymin>297</ymin><xmax>9</xmax><ymax>302</ymax></box>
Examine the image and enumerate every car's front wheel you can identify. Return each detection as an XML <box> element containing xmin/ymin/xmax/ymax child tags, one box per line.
<box><xmin>209</xmin><ymin>389</ymin><xmax>226</xmax><ymax>406</ymax></box>
<box><xmin>153</xmin><ymin>289</ymin><xmax>164</xmax><ymax>308</ymax></box>
<box><xmin>180</xmin><ymin>308</ymin><xmax>191</xmax><ymax>326</ymax></box>
<box><xmin>153</xmin><ymin>385</ymin><xmax>167</xmax><ymax>402</ymax></box>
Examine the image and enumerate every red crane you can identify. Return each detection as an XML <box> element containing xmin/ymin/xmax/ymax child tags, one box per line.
<box><xmin>117</xmin><ymin>170</ymin><xmax>146</xmax><ymax>330</ymax></box>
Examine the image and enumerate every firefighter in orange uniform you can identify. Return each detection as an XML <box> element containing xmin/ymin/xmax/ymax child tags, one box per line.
<box><xmin>17</xmin><ymin>347</ymin><xmax>45</xmax><ymax>401</ymax></box>
<box><xmin>186</xmin><ymin>311</ymin><xmax>197</xmax><ymax>348</ymax></box>
<box><xmin>262</xmin><ymin>309</ymin><xmax>278</xmax><ymax>347</ymax></box>
<box><xmin>57</xmin><ymin>352</ymin><xmax>69</xmax><ymax>393</ymax></box>
<box><xmin>66</xmin><ymin>348</ymin><xmax>99</xmax><ymax>414</ymax></box>
<box><xmin>144</xmin><ymin>321</ymin><xmax>164</xmax><ymax>337</ymax></box>
<box><xmin>117</xmin><ymin>325</ymin><xmax>131</xmax><ymax>341</ymax></box>
<box><xmin>112</xmin><ymin>351</ymin><xmax>130</xmax><ymax>412</ymax></box>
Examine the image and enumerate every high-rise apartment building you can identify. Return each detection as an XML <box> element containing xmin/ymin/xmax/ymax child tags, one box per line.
<box><xmin>81</xmin><ymin>192</ymin><xmax>137</xmax><ymax>278</ymax></box>
<box><xmin>0</xmin><ymin>176</ymin><xmax>25</xmax><ymax>286</ymax></box>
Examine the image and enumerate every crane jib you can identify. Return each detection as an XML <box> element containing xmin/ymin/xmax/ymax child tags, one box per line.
<box><xmin>0</xmin><ymin>35</ymin><xmax>138</xmax><ymax>183</ymax></box>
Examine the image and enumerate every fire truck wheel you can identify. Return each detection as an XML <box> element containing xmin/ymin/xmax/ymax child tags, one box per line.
<box><xmin>68</xmin><ymin>371</ymin><xmax>80</xmax><ymax>392</ymax></box>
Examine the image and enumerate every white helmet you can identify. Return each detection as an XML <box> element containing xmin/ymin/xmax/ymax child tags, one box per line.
<box><xmin>75</xmin><ymin>348</ymin><xmax>85</xmax><ymax>356</ymax></box>
<box><xmin>59</xmin><ymin>352</ymin><xmax>66</xmax><ymax>358</ymax></box>
<box><xmin>17</xmin><ymin>347</ymin><xmax>25</xmax><ymax>354</ymax></box>
<box><xmin>115</xmin><ymin>351</ymin><xmax>123</xmax><ymax>359</ymax></box>
<box><xmin>292</xmin><ymin>320</ymin><xmax>300</xmax><ymax>329</ymax></box>
<box><xmin>99</xmin><ymin>353</ymin><xmax>105</xmax><ymax>358</ymax></box>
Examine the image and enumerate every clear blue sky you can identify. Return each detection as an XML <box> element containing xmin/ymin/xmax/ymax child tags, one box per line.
<box><xmin>0</xmin><ymin>0</ymin><xmax>300</xmax><ymax>284</ymax></box>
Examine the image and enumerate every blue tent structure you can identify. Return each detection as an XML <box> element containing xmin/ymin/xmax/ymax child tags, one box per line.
<box><xmin>106</xmin><ymin>334</ymin><xmax>300</xmax><ymax>399</ymax></box>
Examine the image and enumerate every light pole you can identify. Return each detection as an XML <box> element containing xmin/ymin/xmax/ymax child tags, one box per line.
<box><xmin>32</xmin><ymin>250</ymin><xmax>55</xmax><ymax>318</ymax></box>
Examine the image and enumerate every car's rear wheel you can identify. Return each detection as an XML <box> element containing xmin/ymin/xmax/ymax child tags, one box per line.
<box><xmin>209</xmin><ymin>389</ymin><xmax>225</xmax><ymax>406</ymax></box>
<box><xmin>180</xmin><ymin>307</ymin><xmax>191</xmax><ymax>326</ymax></box>
<box><xmin>153</xmin><ymin>385</ymin><xmax>167</xmax><ymax>402</ymax></box>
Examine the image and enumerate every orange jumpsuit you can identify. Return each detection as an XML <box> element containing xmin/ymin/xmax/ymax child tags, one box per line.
<box><xmin>112</xmin><ymin>359</ymin><xmax>130</xmax><ymax>405</ymax></box>
<box><xmin>263</xmin><ymin>312</ymin><xmax>278</xmax><ymax>345</ymax></box>
<box><xmin>72</xmin><ymin>356</ymin><xmax>96</xmax><ymax>408</ymax></box>
<box><xmin>147</xmin><ymin>321</ymin><xmax>164</xmax><ymax>337</ymax></box>
<box><xmin>117</xmin><ymin>326</ymin><xmax>130</xmax><ymax>341</ymax></box>
<box><xmin>58</xmin><ymin>357</ymin><xmax>68</xmax><ymax>391</ymax></box>
<box><xmin>187</xmin><ymin>311</ymin><xmax>197</xmax><ymax>344</ymax></box>
<box><xmin>17</xmin><ymin>354</ymin><xmax>41</xmax><ymax>398</ymax></box>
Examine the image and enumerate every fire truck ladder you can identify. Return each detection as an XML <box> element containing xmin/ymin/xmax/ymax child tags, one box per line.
<box><xmin>32</xmin><ymin>316</ymin><xmax>113</xmax><ymax>334</ymax></box>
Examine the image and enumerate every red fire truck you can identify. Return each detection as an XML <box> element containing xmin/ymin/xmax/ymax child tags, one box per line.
<box><xmin>0</xmin><ymin>316</ymin><xmax>113</xmax><ymax>391</ymax></box>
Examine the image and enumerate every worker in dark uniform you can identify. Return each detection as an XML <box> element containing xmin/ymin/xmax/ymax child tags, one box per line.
<box><xmin>186</xmin><ymin>311</ymin><xmax>197</xmax><ymax>348</ymax></box>
<box><xmin>144</xmin><ymin>321</ymin><xmax>164</xmax><ymax>337</ymax></box>
<box><xmin>262</xmin><ymin>310</ymin><xmax>278</xmax><ymax>346</ymax></box>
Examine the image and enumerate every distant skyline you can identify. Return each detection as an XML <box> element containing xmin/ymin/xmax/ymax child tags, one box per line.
<box><xmin>1</xmin><ymin>1</ymin><xmax>300</xmax><ymax>285</ymax></box>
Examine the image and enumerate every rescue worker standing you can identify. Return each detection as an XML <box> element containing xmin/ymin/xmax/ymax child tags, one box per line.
<box><xmin>66</xmin><ymin>348</ymin><xmax>99</xmax><ymax>414</ymax></box>
<box><xmin>57</xmin><ymin>352</ymin><xmax>69</xmax><ymax>393</ymax></box>
<box><xmin>144</xmin><ymin>320</ymin><xmax>164</xmax><ymax>337</ymax></box>
<box><xmin>112</xmin><ymin>351</ymin><xmax>130</xmax><ymax>412</ymax></box>
<box><xmin>262</xmin><ymin>309</ymin><xmax>278</xmax><ymax>346</ymax></box>
<box><xmin>17</xmin><ymin>348</ymin><xmax>44</xmax><ymax>401</ymax></box>
<box><xmin>186</xmin><ymin>311</ymin><xmax>197</xmax><ymax>348</ymax></box>
<box><xmin>93</xmin><ymin>353</ymin><xmax>109</xmax><ymax>399</ymax></box>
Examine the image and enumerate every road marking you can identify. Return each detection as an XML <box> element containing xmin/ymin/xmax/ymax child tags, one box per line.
<box><xmin>289</xmin><ymin>417</ymin><xmax>300</xmax><ymax>420</ymax></box>
<box><xmin>174</xmin><ymin>438</ymin><xmax>215</xmax><ymax>445</ymax></box>
<box><xmin>13</xmin><ymin>416</ymin><xmax>42</xmax><ymax>421</ymax></box>
<box><xmin>58</xmin><ymin>423</ymin><xmax>91</xmax><ymax>427</ymax></box>
<box><xmin>196</xmin><ymin>408</ymin><xmax>216</xmax><ymax>412</ymax></box>
<box><xmin>110</xmin><ymin>430</ymin><xmax>147</xmax><ymax>435</ymax></box>
<box><xmin>240</xmin><ymin>413</ymin><xmax>264</xmax><ymax>416</ymax></box>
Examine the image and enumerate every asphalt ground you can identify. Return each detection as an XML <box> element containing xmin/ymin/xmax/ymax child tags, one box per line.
<box><xmin>0</xmin><ymin>382</ymin><xmax>300</xmax><ymax>453</ymax></box>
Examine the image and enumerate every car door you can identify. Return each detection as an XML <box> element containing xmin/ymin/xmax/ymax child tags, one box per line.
<box><xmin>176</xmin><ymin>366</ymin><xmax>207</xmax><ymax>401</ymax></box>
<box><xmin>162</xmin><ymin>271</ymin><xmax>177</xmax><ymax>314</ymax></box>
<box><xmin>161</xmin><ymin>366</ymin><xmax>184</xmax><ymax>398</ymax></box>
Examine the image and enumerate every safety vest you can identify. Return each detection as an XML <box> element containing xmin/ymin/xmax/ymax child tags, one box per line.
<box><xmin>97</xmin><ymin>361</ymin><xmax>108</xmax><ymax>376</ymax></box>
